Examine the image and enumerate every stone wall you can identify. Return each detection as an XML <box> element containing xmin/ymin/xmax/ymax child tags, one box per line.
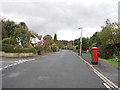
<box><xmin>0</xmin><ymin>51</ymin><xmax>35</xmax><ymax>58</ymax></box>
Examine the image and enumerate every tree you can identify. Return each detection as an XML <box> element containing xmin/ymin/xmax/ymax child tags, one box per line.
<box><xmin>82</xmin><ymin>37</ymin><xmax>89</xmax><ymax>51</ymax></box>
<box><xmin>19</xmin><ymin>22</ymin><xmax>28</xmax><ymax>29</ymax></box>
<box><xmin>14</xmin><ymin>26</ymin><xmax>31</xmax><ymax>47</ymax></box>
<box><xmin>59</xmin><ymin>40</ymin><xmax>68</xmax><ymax>46</ymax></box>
<box><xmin>73</xmin><ymin>38</ymin><xmax>81</xmax><ymax>47</ymax></box>
<box><xmin>54</xmin><ymin>34</ymin><xmax>57</xmax><ymax>42</ymax></box>
<box><xmin>2</xmin><ymin>20</ymin><xmax>18</xmax><ymax>39</ymax></box>
<box><xmin>73</xmin><ymin>37</ymin><xmax>89</xmax><ymax>51</ymax></box>
<box><xmin>98</xmin><ymin>19</ymin><xmax>120</xmax><ymax>58</ymax></box>
<box><xmin>43</xmin><ymin>35</ymin><xmax>53</xmax><ymax>45</ymax></box>
<box><xmin>89</xmin><ymin>32</ymin><xmax>101</xmax><ymax>47</ymax></box>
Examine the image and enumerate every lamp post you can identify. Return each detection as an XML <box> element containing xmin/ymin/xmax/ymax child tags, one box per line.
<box><xmin>78</xmin><ymin>27</ymin><xmax>82</xmax><ymax>56</ymax></box>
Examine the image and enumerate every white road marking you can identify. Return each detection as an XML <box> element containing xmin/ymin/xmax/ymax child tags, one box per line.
<box><xmin>0</xmin><ymin>58</ymin><xmax>36</xmax><ymax>71</ymax></box>
<box><xmin>72</xmin><ymin>51</ymin><xmax>120</xmax><ymax>89</ymax></box>
<box><xmin>15</xmin><ymin>61</ymin><xmax>19</xmax><ymax>62</ymax></box>
<box><xmin>13</xmin><ymin>63</ymin><xmax>17</xmax><ymax>66</ymax></box>
<box><xmin>103</xmin><ymin>83</ymin><xmax>112</xmax><ymax>90</ymax></box>
<box><xmin>8</xmin><ymin>64</ymin><xmax>13</xmax><ymax>67</ymax></box>
<box><xmin>0</xmin><ymin>68</ymin><xmax>3</xmax><ymax>70</ymax></box>
<box><xmin>29</xmin><ymin>59</ymin><xmax>35</xmax><ymax>60</ymax></box>
<box><xmin>4</xmin><ymin>66</ymin><xmax>9</xmax><ymax>69</ymax></box>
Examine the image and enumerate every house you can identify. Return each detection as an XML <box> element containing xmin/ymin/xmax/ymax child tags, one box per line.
<box><xmin>30</xmin><ymin>35</ymin><xmax>43</xmax><ymax>47</ymax></box>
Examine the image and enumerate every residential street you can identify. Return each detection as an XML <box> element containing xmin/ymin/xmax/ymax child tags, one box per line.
<box><xmin>2</xmin><ymin>50</ymin><xmax>109</xmax><ymax>88</ymax></box>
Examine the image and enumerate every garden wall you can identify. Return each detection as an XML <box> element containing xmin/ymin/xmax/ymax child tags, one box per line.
<box><xmin>0</xmin><ymin>51</ymin><xmax>35</xmax><ymax>58</ymax></box>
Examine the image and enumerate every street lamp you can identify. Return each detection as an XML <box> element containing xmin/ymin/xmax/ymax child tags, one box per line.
<box><xmin>78</xmin><ymin>27</ymin><xmax>83</xmax><ymax>56</ymax></box>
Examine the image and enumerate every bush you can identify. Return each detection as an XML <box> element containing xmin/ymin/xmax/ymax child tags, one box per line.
<box><xmin>14</xmin><ymin>47</ymin><xmax>36</xmax><ymax>54</ymax></box>
<box><xmin>46</xmin><ymin>46</ymin><xmax>52</xmax><ymax>52</ymax></box>
<box><xmin>35</xmin><ymin>44</ymin><xmax>45</xmax><ymax>51</ymax></box>
<box><xmin>14</xmin><ymin>45</ymin><xmax>23</xmax><ymax>49</ymax></box>
<box><xmin>24</xmin><ymin>44</ymin><xmax>33</xmax><ymax>48</ymax></box>
<box><xmin>73</xmin><ymin>46</ymin><xmax>77</xmax><ymax>51</ymax></box>
<box><xmin>15</xmin><ymin>48</ymin><xmax>36</xmax><ymax>53</ymax></box>
<box><xmin>51</xmin><ymin>45</ymin><xmax>59</xmax><ymax>52</ymax></box>
<box><xmin>98</xmin><ymin>45</ymin><xmax>114</xmax><ymax>59</ymax></box>
<box><xmin>2</xmin><ymin>44</ymin><xmax>36</xmax><ymax>53</ymax></box>
<box><xmin>14</xmin><ymin>45</ymin><xmax>36</xmax><ymax>53</ymax></box>
<box><xmin>63</xmin><ymin>46</ymin><xmax>68</xmax><ymax>49</ymax></box>
<box><xmin>75</xmin><ymin>45</ymin><xmax>79</xmax><ymax>50</ymax></box>
<box><xmin>2</xmin><ymin>44</ymin><xmax>14</xmax><ymax>53</ymax></box>
<box><xmin>51</xmin><ymin>46</ymin><xmax>57</xmax><ymax>52</ymax></box>
<box><xmin>2</xmin><ymin>37</ymin><xmax>17</xmax><ymax>45</ymax></box>
<box><xmin>56</xmin><ymin>47</ymin><xmax>60</xmax><ymax>51</ymax></box>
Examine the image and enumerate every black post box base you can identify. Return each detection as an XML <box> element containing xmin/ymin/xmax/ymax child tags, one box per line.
<box><xmin>91</xmin><ymin>62</ymin><xmax>98</xmax><ymax>64</ymax></box>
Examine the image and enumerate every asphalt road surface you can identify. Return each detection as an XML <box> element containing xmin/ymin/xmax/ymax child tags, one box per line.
<box><xmin>2</xmin><ymin>50</ymin><xmax>108</xmax><ymax>88</ymax></box>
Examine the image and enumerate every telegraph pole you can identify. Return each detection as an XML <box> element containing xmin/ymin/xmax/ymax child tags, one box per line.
<box><xmin>118</xmin><ymin>1</ymin><xmax>120</xmax><ymax>28</ymax></box>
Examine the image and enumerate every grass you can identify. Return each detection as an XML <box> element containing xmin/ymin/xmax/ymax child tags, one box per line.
<box><xmin>85</xmin><ymin>53</ymin><xmax>91</xmax><ymax>57</ymax></box>
<box><xmin>84</xmin><ymin>53</ymin><xmax>120</xmax><ymax>69</ymax></box>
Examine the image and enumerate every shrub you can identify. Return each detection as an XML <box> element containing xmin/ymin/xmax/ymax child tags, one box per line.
<box><xmin>56</xmin><ymin>47</ymin><xmax>60</xmax><ymax>51</ymax></box>
<box><xmin>73</xmin><ymin>46</ymin><xmax>77</xmax><ymax>51</ymax></box>
<box><xmin>51</xmin><ymin>45</ymin><xmax>59</xmax><ymax>52</ymax></box>
<box><xmin>14</xmin><ymin>47</ymin><xmax>36</xmax><ymax>53</ymax></box>
<box><xmin>98</xmin><ymin>45</ymin><xmax>114</xmax><ymax>59</ymax></box>
<box><xmin>2</xmin><ymin>44</ymin><xmax>14</xmax><ymax>53</ymax></box>
<box><xmin>2</xmin><ymin>37</ymin><xmax>17</xmax><ymax>45</ymax></box>
<box><xmin>2</xmin><ymin>44</ymin><xmax>36</xmax><ymax>54</ymax></box>
<box><xmin>35</xmin><ymin>44</ymin><xmax>45</xmax><ymax>51</ymax></box>
<box><xmin>14</xmin><ymin>45</ymin><xmax>23</xmax><ymax>49</ymax></box>
<box><xmin>51</xmin><ymin>46</ymin><xmax>56</xmax><ymax>52</ymax></box>
<box><xmin>46</xmin><ymin>46</ymin><xmax>52</xmax><ymax>52</ymax></box>
<box><xmin>24</xmin><ymin>44</ymin><xmax>33</xmax><ymax>48</ymax></box>
<box><xmin>69</xmin><ymin>46</ymin><xmax>75</xmax><ymax>50</ymax></box>
<box><xmin>64</xmin><ymin>46</ymin><xmax>68</xmax><ymax>49</ymax></box>
<box><xmin>75</xmin><ymin>45</ymin><xmax>79</xmax><ymax>50</ymax></box>
<box><xmin>14</xmin><ymin>45</ymin><xmax>36</xmax><ymax>54</ymax></box>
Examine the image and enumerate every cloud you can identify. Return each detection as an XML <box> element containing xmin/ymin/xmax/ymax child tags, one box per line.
<box><xmin>0</xmin><ymin>0</ymin><xmax>119</xmax><ymax>40</ymax></box>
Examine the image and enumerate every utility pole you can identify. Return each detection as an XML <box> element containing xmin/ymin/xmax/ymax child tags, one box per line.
<box><xmin>78</xmin><ymin>27</ymin><xmax>82</xmax><ymax>56</ymax></box>
<box><xmin>118</xmin><ymin>1</ymin><xmax>120</xmax><ymax>28</ymax></box>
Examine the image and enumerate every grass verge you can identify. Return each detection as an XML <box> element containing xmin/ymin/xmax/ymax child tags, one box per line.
<box><xmin>84</xmin><ymin>54</ymin><xmax>120</xmax><ymax>69</ymax></box>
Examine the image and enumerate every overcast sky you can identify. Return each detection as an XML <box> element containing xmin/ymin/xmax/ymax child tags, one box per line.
<box><xmin>0</xmin><ymin>0</ymin><xmax>119</xmax><ymax>41</ymax></box>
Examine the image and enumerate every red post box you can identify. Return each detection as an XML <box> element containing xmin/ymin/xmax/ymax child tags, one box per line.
<box><xmin>91</xmin><ymin>47</ymin><xmax>98</xmax><ymax>64</ymax></box>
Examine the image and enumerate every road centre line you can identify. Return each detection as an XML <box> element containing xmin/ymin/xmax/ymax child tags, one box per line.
<box><xmin>72</xmin><ymin>51</ymin><xmax>120</xmax><ymax>90</ymax></box>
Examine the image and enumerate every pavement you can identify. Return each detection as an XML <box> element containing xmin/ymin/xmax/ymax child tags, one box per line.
<box><xmin>81</xmin><ymin>54</ymin><xmax>119</xmax><ymax>87</ymax></box>
<box><xmin>1</xmin><ymin>50</ymin><xmax>109</xmax><ymax>88</ymax></box>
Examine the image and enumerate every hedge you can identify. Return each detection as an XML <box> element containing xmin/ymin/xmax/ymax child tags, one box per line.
<box><xmin>2</xmin><ymin>44</ymin><xmax>14</xmax><ymax>53</ymax></box>
<box><xmin>51</xmin><ymin>46</ymin><xmax>59</xmax><ymax>52</ymax></box>
<box><xmin>2</xmin><ymin>37</ymin><xmax>17</xmax><ymax>45</ymax></box>
<box><xmin>2</xmin><ymin>44</ymin><xmax>36</xmax><ymax>54</ymax></box>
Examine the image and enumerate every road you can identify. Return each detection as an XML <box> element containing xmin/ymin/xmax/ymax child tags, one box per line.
<box><xmin>1</xmin><ymin>50</ymin><xmax>109</xmax><ymax>88</ymax></box>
